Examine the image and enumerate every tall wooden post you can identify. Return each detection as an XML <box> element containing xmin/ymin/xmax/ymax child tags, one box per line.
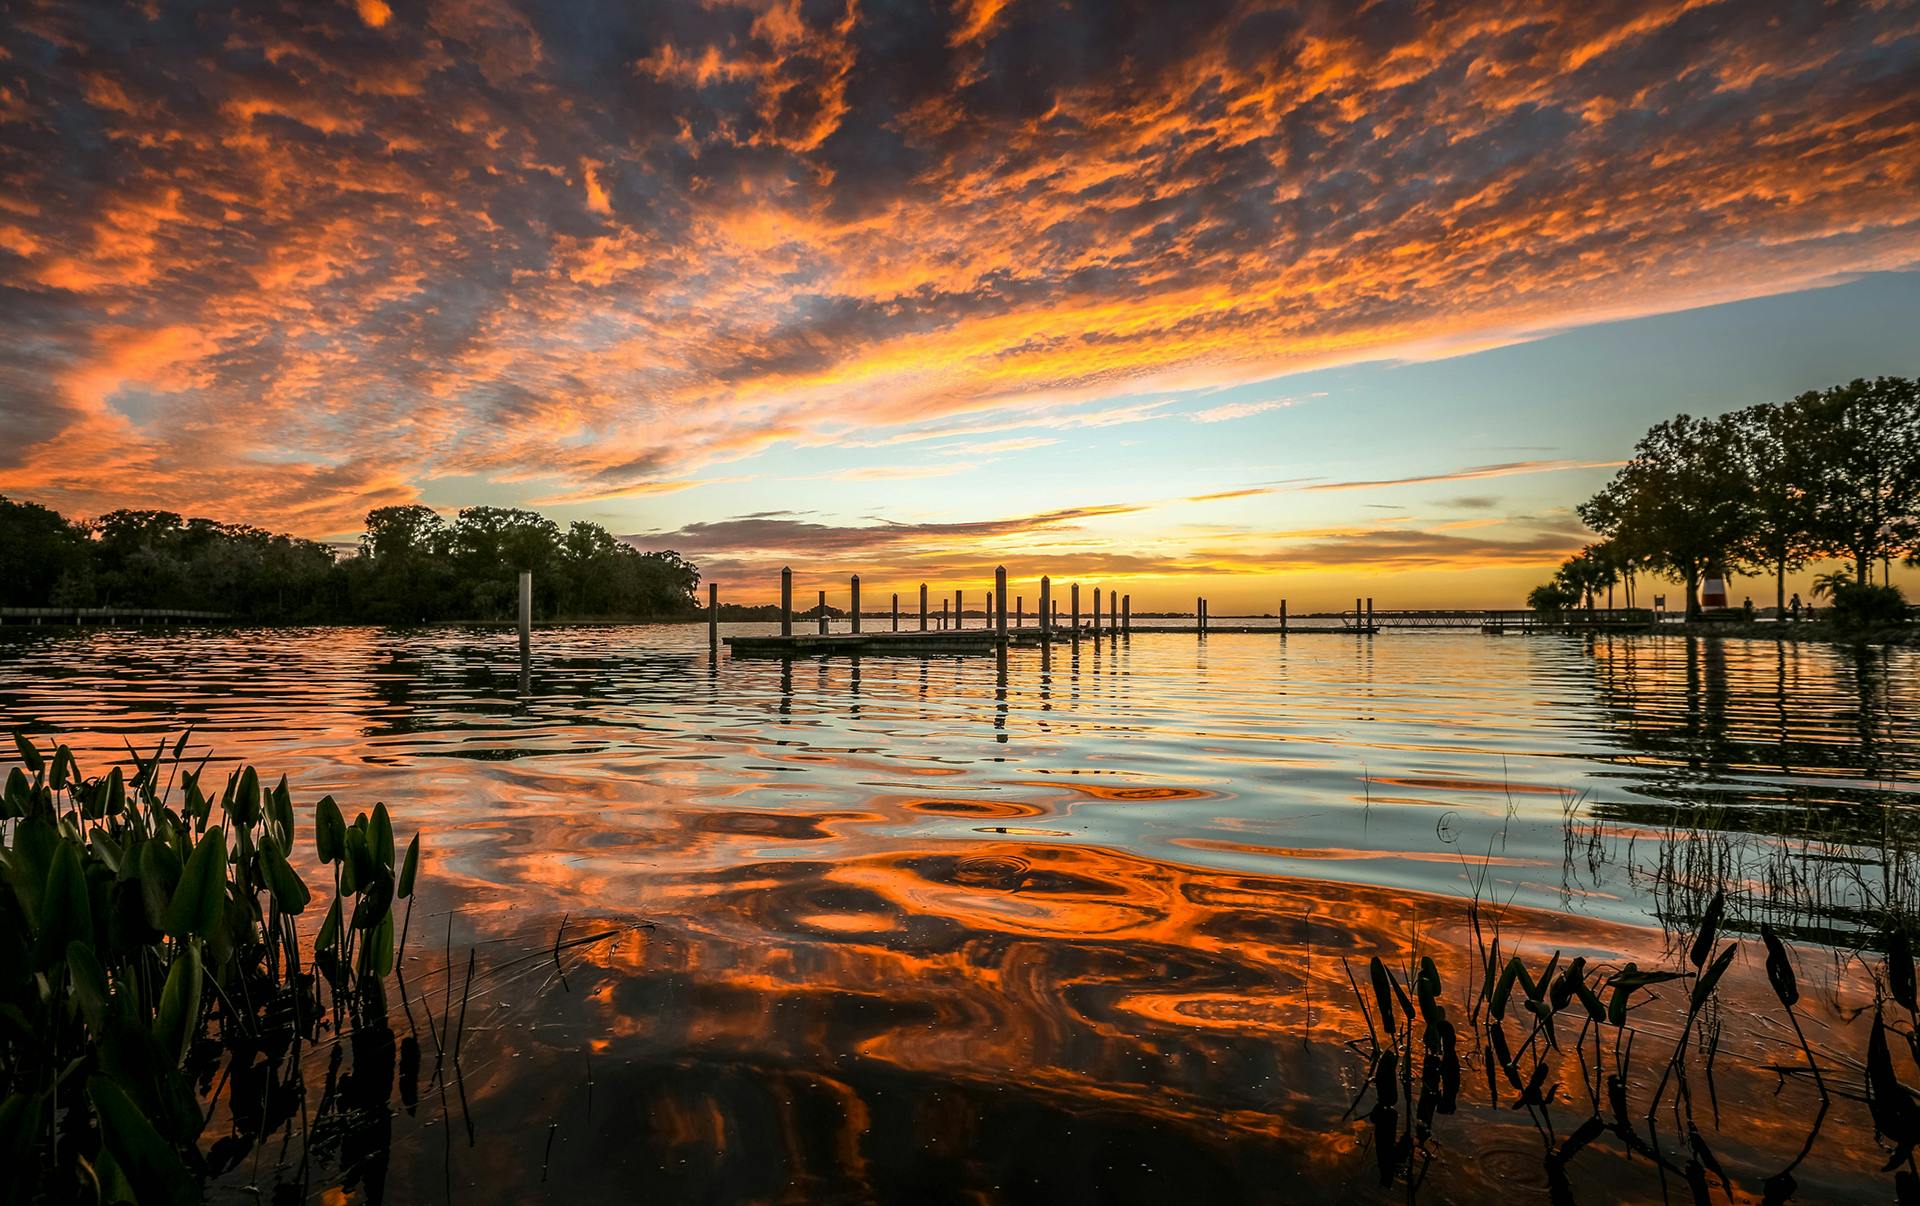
<box><xmin>1071</xmin><ymin>583</ymin><xmax>1080</xmax><ymax>635</ymax></box>
<box><xmin>1196</xmin><ymin>596</ymin><xmax>1204</xmax><ymax>635</ymax></box>
<box><xmin>995</xmin><ymin>565</ymin><xmax>1007</xmax><ymax>636</ymax></box>
<box><xmin>1040</xmin><ymin>576</ymin><xmax>1052</xmax><ymax>643</ymax></box>
<box><xmin>781</xmin><ymin>567</ymin><xmax>793</xmax><ymax>636</ymax></box>
<box><xmin>1355</xmin><ymin>597</ymin><xmax>1363</xmax><ymax>633</ymax></box>
<box><xmin>518</xmin><ymin>571</ymin><xmax>532</xmax><ymax>660</ymax></box>
<box><xmin>892</xmin><ymin>592</ymin><xmax>899</xmax><ymax>632</ymax></box>
<box><xmin>1366</xmin><ymin>597</ymin><xmax>1374</xmax><ymax>633</ymax></box>
<box><xmin>1093</xmin><ymin>587</ymin><xmax>1102</xmax><ymax>635</ymax></box>
<box><xmin>987</xmin><ymin>591</ymin><xmax>994</xmax><ymax>623</ymax></box>
<box><xmin>1280</xmin><ymin>599</ymin><xmax>1288</xmax><ymax>635</ymax></box>
<box><xmin>818</xmin><ymin>590</ymin><xmax>828</xmax><ymax>635</ymax></box>
<box><xmin>1017</xmin><ymin>597</ymin><xmax>1024</xmax><ymax>628</ymax></box>
<box><xmin>943</xmin><ymin>599</ymin><xmax>950</xmax><ymax>629</ymax></box>
<box><xmin>1122</xmin><ymin>594</ymin><xmax>1130</xmax><ymax>633</ymax></box>
<box><xmin>851</xmin><ymin>575</ymin><xmax>861</xmax><ymax>634</ymax></box>
<box><xmin>708</xmin><ymin>582</ymin><xmax>718</xmax><ymax>649</ymax></box>
<box><xmin>956</xmin><ymin>589</ymin><xmax>964</xmax><ymax>630</ymax></box>
<box><xmin>920</xmin><ymin>583</ymin><xmax>928</xmax><ymax>631</ymax></box>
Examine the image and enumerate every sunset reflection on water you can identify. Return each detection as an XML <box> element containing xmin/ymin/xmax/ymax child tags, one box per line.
<box><xmin>3</xmin><ymin>625</ymin><xmax>1916</xmax><ymax>1201</ymax></box>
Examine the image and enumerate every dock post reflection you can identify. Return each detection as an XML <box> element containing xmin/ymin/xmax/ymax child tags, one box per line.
<box><xmin>994</xmin><ymin>644</ymin><xmax>1008</xmax><ymax>744</ymax></box>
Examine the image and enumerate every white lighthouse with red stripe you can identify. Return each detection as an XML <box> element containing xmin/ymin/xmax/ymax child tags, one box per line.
<box><xmin>1701</xmin><ymin>564</ymin><xmax>1729</xmax><ymax>611</ymax></box>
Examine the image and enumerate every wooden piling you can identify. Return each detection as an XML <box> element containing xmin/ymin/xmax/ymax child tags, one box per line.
<box><xmin>1040</xmin><ymin>576</ymin><xmax>1052</xmax><ymax>643</ymax></box>
<box><xmin>1196</xmin><ymin>596</ymin><xmax>1204</xmax><ymax>636</ymax></box>
<box><xmin>1366</xmin><ymin>597</ymin><xmax>1374</xmax><ymax>633</ymax></box>
<box><xmin>708</xmin><ymin>582</ymin><xmax>718</xmax><ymax>649</ymax></box>
<box><xmin>1122</xmin><ymin>594</ymin><xmax>1130</xmax><ymax>633</ymax></box>
<box><xmin>1017</xmin><ymin>597</ymin><xmax>1024</xmax><ymax>628</ymax></box>
<box><xmin>1280</xmin><ymin>598</ymin><xmax>1287</xmax><ymax>635</ymax></box>
<box><xmin>851</xmin><ymin>575</ymin><xmax>861</xmax><ymax>634</ymax></box>
<box><xmin>781</xmin><ymin>567</ymin><xmax>793</xmax><ymax>636</ymax></box>
<box><xmin>995</xmin><ymin>566</ymin><xmax>1008</xmax><ymax>635</ymax></box>
<box><xmin>920</xmin><ymin>583</ymin><xmax>928</xmax><ymax>631</ymax></box>
<box><xmin>892</xmin><ymin>592</ymin><xmax>900</xmax><ymax>632</ymax></box>
<box><xmin>1093</xmin><ymin>587</ymin><xmax>1102</xmax><ymax>635</ymax></box>
<box><xmin>818</xmin><ymin>590</ymin><xmax>828</xmax><ymax>635</ymax></box>
<box><xmin>1071</xmin><ymin>583</ymin><xmax>1081</xmax><ymax>636</ymax></box>
<box><xmin>518</xmin><ymin>570</ymin><xmax>532</xmax><ymax>660</ymax></box>
<box><xmin>955</xmin><ymin>589</ymin><xmax>964</xmax><ymax>630</ymax></box>
<box><xmin>1354</xmin><ymin>598</ymin><xmax>1362</xmax><ymax>633</ymax></box>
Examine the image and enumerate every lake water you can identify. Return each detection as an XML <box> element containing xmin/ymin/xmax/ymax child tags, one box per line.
<box><xmin>3</xmin><ymin>625</ymin><xmax>1917</xmax><ymax>1202</ymax></box>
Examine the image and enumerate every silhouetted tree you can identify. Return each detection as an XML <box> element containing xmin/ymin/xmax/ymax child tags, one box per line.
<box><xmin>0</xmin><ymin>495</ymin><xmax>90</xmax><ymax>607</ymax></box>
<box><xmin>1579</xmin><ymin>415</ymin><xmax>1754</xmax><ymax>618</ymax></box>
<box><xmin>1797</xmin><ymin>377</ymin><xmax>1920</xmax><ymax>585</ymax></box>
<box><xmin>1</xmin><ymin>497</ymin><xmax>702</xmax><ymax>624</ymax></box>
<box><xmin>1729</xmin><ymin>398</ymin><xmax>1818</xmax><ymax>615</ymax></box>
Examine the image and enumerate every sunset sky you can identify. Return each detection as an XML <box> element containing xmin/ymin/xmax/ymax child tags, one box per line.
<box><xmin>3</xmin><ymin>0</ymin><xmax>1918</xmax><ymax>609</ymax></box>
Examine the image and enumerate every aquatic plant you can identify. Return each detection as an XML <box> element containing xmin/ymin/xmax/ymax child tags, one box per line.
<box><xmin>1333</xmin><ymin>888</ymin><xmax>1920</xmax><ymax>1199</ymax></box>
<box><xmin>0</xmin><ymin>730</ymin><xmax>421</xmax><ymax>1203</ymax></box>
<box><xmin>1560</xmin><ymin>792</ymin><xmax>1920</xmax><ymax>951</ymax></box>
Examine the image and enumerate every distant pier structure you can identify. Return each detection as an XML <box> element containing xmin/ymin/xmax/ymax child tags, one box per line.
<box><xmin>716</xmin><ymin>568</ymin><xmax>1426</xmax><ymax>657</ymax></box>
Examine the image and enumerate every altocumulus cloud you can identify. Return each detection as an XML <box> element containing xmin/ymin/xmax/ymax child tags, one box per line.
<box><xmin>0</xmin><ymin>0</ymin><xmax>1916</xmax><ymax>531</ymax></box>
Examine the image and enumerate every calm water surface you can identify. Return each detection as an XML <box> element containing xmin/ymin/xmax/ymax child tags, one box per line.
<box><xmin>3</xmin><ymin>625</ymin><xmax>1916</xmax><ymax>1202</ymax></box>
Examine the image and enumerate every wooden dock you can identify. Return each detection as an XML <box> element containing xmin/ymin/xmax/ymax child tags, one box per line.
<box><xmin>704</xmin><ymin>568</ymin><xmax>1656</xmax><ymax>658</ymax></box>
<box><xmin>726</xmin><ymin>629</ymin><xmax>1049</xmax><ymax>656</ymax></box>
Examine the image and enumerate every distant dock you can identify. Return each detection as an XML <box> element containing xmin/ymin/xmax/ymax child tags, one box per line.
<box><xmin>709</xmin><ymin>567</ymin><xmax>1655</xmax><ymax>658</ymax></box>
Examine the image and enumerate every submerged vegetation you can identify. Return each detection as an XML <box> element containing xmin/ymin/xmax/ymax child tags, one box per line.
<box><xmin>0</xmin><ymin>497</ymin><xmax>702</xmax><ymax>624</ymax></box>
<box><xmin>1348</xmin><ymin>880</ymin><xmax>1920</xmax><ymax>1201</ymax></box>
<box><xmin>1535</xmin><ymin>376</ymin><xmax>1920</xmax><ymax>622</ymax></box>
<box><xmin>0</xmin><ymin>730</ymin><xmax>422</xmax><ymax>1203</ymax></box>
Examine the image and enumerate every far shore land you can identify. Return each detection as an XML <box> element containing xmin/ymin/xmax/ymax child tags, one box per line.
<box><xmin>7</xmin><ymin>608</ymin><xmax>1911</xmax><ymax>645</ymax></box>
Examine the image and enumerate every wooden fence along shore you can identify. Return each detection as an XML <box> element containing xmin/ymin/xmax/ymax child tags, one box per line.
<box><xmin>716</xmin><ymin>566</ymin><xmax>1657</xmax><ymax>656</ymax></box>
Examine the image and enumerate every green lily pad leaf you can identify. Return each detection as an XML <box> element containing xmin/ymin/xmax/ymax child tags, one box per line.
<box><xmin>164</xmin><ymin>827</ymin><xmax>227</xmax><ymax>939</ymax></box>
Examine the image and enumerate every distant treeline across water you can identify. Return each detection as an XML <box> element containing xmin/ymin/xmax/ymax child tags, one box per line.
<box><xmin>0</xmin><ymin>498</ymin><xmax>702</xmax><ymax>624</ymax></box>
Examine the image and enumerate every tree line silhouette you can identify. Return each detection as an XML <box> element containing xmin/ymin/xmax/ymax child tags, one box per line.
<box><xmin>1533</xmin><ymin>377</ymin><xmax>1920</xmax><ymax>621</ymax></box>
<box><xmin>0</xmin><ymin>498</ymin><xmax>701</xmax><ymax>624</ymax></box>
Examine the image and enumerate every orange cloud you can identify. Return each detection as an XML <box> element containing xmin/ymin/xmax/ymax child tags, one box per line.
<box><xmin>0</xmin><ymin>0</ymin><xmax>1913</xmax><ymax>551</ymax></box>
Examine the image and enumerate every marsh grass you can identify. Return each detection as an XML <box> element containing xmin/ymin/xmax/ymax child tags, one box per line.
<box><xmin>1351</xmin><ymin>818</ymin><xmax>1920</xmax><ymax>1201</ymax></box>
<box><xmin>1560</xmin><ymin>792</ymin><xmax>1920</xmax><ymax>952</ymax></box>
